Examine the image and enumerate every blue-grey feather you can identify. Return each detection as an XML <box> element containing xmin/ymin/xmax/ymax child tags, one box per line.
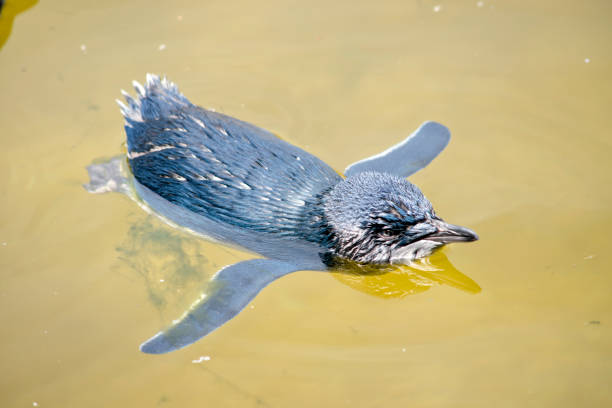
<box><xmin>124</xmin><ymin>77</ymin><xmax>341</xmax><ymax>242</ymax></box>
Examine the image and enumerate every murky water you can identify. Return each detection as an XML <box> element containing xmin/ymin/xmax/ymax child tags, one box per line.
<box><xmin>1</xmin><ymin>0</ymin><xmax>611</xmax><ymax>406</ymax></box>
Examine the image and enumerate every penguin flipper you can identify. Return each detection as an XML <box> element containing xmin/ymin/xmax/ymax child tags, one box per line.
<box><xmin>344</xmin><ymin>121</ymin><xmax>451</xmax><ymax>178</ymax></box>
<box><xmin>140</xmin><ymin>258</ymin><xmax>302</xmax><ymax>354</ymax></box>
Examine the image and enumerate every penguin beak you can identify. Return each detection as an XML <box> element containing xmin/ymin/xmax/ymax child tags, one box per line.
<box><xmin>426</xmin><ymin>219</ymin><xmax>479</xmax><ymax>243</ymax></box>
<box><xmin>390</xmin><ymin>220</ymin><xmax>478</xmax><ymax>264</ymax></box>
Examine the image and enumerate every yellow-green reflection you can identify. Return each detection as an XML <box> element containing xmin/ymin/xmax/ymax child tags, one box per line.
<box><xmin>332</xmin><ymin>250</ymin><xmax>481</xmax><ymax>298</ymax></box>
<box><xmin>0</xmin><ymin>0</ymin><xmax>38</xmax><ymax>50</ymax></box>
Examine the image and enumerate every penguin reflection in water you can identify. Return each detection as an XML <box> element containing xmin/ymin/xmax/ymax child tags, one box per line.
<box><xmin>86</xmin><ymin>75</ymin><xmax>478</xmax><ymax>354</ymax></box>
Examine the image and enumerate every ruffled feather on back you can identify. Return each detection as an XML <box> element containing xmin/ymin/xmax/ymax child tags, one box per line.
<box><xmin>118</xmin><ymin>75</ymin><xmax>342</xmax><ymax>240</ymax></box>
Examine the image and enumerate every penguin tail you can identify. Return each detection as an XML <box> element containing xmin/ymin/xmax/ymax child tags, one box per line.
<box><xmin>116</xmin><ymin>73</ymin><xmax>190</xmax><ymax>126</ymax></box>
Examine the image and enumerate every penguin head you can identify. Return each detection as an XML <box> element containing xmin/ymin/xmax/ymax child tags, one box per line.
<box><xmin>322</xmin><ymin>172</ymin><xmax>477</xmax><ymax>264</ymax></box>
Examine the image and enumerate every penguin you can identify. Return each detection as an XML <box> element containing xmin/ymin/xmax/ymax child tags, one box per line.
<box><xmin>86</xmin><ymin>74</ymin><xmax>477</xmax><ymax>354</ymax></box>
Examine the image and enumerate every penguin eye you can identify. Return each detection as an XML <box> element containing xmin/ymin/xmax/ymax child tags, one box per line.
<box><xmin>379</xmin><ymin>229</ymin><xmax>396</xmax><ymax>238</ymax></box>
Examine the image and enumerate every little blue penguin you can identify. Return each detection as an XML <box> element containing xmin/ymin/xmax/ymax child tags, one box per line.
<box><xmin>107</xmin><ymin>74</ymin><xmax>478</xmax><ymax>354</ymax></box>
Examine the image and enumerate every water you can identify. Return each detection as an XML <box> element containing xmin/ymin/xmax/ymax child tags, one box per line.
<box><xmin>1</xmin><ymin>0</ymin><xmax>611</xmax><ymax>406</ymax></box>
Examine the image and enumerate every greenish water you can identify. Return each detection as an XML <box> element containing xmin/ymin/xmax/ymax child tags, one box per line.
<box><xmin>1</xmin><ymin>0</ymin><xmax>611</xmax><ymax>407</ymax></box>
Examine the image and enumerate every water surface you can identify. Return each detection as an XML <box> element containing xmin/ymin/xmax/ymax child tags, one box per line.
<box><xmin>1</xmin><ymin>0</ymin><xmax>611</xmax><ymax>406</ymax></box>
